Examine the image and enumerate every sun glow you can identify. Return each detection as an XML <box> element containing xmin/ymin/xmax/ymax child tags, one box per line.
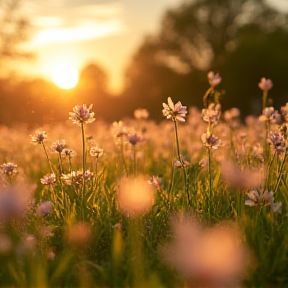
<box><xmin>51</xmin><ymin>63</ymin><xmax>79</xmax><ymax>89</ymax></box>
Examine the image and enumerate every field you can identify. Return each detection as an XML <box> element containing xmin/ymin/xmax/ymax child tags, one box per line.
<box><xmin>0</xmin><ymin>75</ymin><xmax>288</xmax><ymax>288</ymax></box>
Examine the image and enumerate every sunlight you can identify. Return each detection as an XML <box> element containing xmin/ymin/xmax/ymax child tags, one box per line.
<box><xmin>51</xmin><ymin>63</ymin><xmax>79</xmax><ymax>89</ymax></box>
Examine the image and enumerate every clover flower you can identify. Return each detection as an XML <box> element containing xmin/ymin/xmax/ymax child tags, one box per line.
<box><xmin>90</xmin><ymin>146</ymin><xmax>103</xmax><ymax>158</ymax></box>
<box><xmin>50</xmin><ymin>140</ymin><xmax>66</xmax><ymax>153</ymax></box>
<box><xmin>0</xmin><ymin>162</ymin><xmax>17</xmax><ymax>176</ymax></box>
<box><xmin>245</xmin><ymin>189</ymin><xmax>282</xmax><ymax>213</ymax></box>
<box><xmin>201</xmin><ymin>133</ymin><xmax>222</xmax><ymax>150</ymax></box>
<box><xmin>207</xmin><ymin>71</ymin><xmax>222</xmax><ymax>87</ymax></box>
<box><xmin>258</xmin><ymin>77</ymin><xmax>273</xmax><ymax>91</ymax></box>
<box><xmin>134</xmin><ymin>108</ymin><xmax>149</xmax><ymax>120</ymax></box>
<box><xmin>62</xmin><ymin>148</ymin><xmax>76</xmax><ymax>157</ymax></box>
<box><xmin>162</xmin><ymin>97</ymin><xmax>188</xmax><ymax>122</ymax></box>
<box><xmin>268</xmin><ymin>131</ymin><xmax>286</xmax><ymax>154</ymax></box>
<box><xmin>69</xmin><ymin>104</ymin><xmax>95</xmax><ymax>125</ymax></box>
<box><xmin>62</xmin><ymin>170</ymin><xmax>93</xmax><ymax>185</ymax></box>
<box><xmin>259</xmin><ymin>107</ymin><xmax>281</xmax><ymax>124</ymax></box>
<box><xmin>202</xmin><ymin>103</ymin><xmax>221</xmax><ymax>125</ymax></box>
<box><xmin>112</xmin><ymin>121</ymin><xmax>128</xmax><ymax>137</ymax></box>
<box><xmin>30</xmin><ymin>130</ymin><xmax>47</xmax><ymax>144</ymax></box>
<box><xmin>128</xmin><ymin>133</ymin><xmax>142</xmax><ymax>145</ymax></box>
<box><xmin>40</xmin><ymin>173</ymin><xmax>56</xmax><ymax>186</ymax></box>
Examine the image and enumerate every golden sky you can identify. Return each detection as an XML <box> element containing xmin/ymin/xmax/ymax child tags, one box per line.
<box><xmin>14</xmin><ymin>0</ymin><xmax>287</xmax><ymax>93</ymax></box>
<box><xmin>16</xmin><ymin>0</ymin><xmax>179</xmax><ymax>93</ymax></box>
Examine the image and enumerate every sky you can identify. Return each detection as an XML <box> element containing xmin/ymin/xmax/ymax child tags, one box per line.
<box><xmin>13</xmin><ymin>0</ymin><xmax>288</xmax><ymax>93</ymax></box>
<box><xmin>15</xmin><ymin>0</ymin><xmax>180</xmax><ymax>93</ymax></box>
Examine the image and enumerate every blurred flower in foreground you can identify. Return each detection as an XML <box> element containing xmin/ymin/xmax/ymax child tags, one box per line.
<box><xmin>69</xmin><ymin>104</ymin><xmax>95</xmax><ymax>125</ymax></box>
<box><xmin>36</xmin><ymin>201</ymin><xmax>53</xmax><ymax>217</ymax></box>
<box><xmin>221</xmin><ymin>160</ymin><xmax>261</xmax><ymax>189</ymax></box>
<box><xmin>67</xmin><ymin>222</ymin><xmax>91</xmax><ymax>245</ymax></box>
<box><xmin>40</xmin><ymin>173</ymin><xmax>56</xmax><ymax>186</ymax></box>
<box><xmin>30</xmin><ymin>130</ymin><xmax>47</xmax><ymax>144</ymax></box>
<box><xmin>134</xmin><ymin>108</ymin><xmax>149</xmax><ymax>120</ymax></box>
<box><xmin>258</xmin><ymin>77</ymin><xmax>273</xmax><ymax>91</ymax></box>
<box><xmin>162</xmin><ymin>97</ymin><xmax>187</xmax><ymax>122</ymax></box>
<box><xmin>207</xmin><ymin>71</ymin><xmax>222</xmax><ymax>87</ymax></box>
<box><xmin>245</xmin><ymin>189</ymin><xmax>282</xmax><ymax>213</ymax></box>
<box><xmin>0</xmin><ymin>162</ymin><xmax>17</xmax><ymax>177</ymax></box>
<box><xmin>117</xmin><ymin>176</ymin><xmax>155</xmax><ymax>216</ymax></box>
<box><xmin>162</xmin><ymin>216</ymin><xmax>248</xmax><ymax>288</ymax></box>
<box><xmin>112</xmin><ymin>121</ymin><xmax>128</xmax><ymax>138</ymax></box>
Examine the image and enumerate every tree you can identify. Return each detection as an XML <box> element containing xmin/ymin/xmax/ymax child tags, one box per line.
<box><xmin>122</xmin><ymin>0</ymin><xmax>288</xmax><ymax>119</ymax></box>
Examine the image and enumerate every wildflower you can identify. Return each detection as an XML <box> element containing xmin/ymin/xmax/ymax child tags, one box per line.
<box><xmin>162</xmin><ymin>216</ymin><xmax>248</xmax><ymax>287</ymax></box>
<box><xmin>112</xmin><ymin>121</ymin><xmax>128</xmax><ymax>137</ymax></box>
<box><xmin>62</xmin><ymin>148</ymin><xmax>76</xmax><ymax>157</ymax></box>
<box><xmin>148</xmin><ymin>175</ymin><xmax>161</xmax><ymax>190</ymax></box>
<box><xmin>30</xmin><ymin>130</ymin><xmax>47</xmax><ymax>144</ymax></box>
<box><xmin>62</xmin><ymin>170</ymin><xmax>93</xmax><ymax>185</ymax></box>
<box><xmin>67</xmin><ymin>222</ymin><xmax>91</xmax><ymax>245</ymax></box>
<box><xmin>162</xmin><ymin>97</ymin><xmax>188</xmax><ymax>122</ymax></box>
<box><xmin>36</xmin><ymin>201</ymin><xmax>53</xmax><ymax>217</ymax></box>
<box><xmin>90</xmin><ymin>146</ymin><xmax>103</xmax><ymax>158</ymax></box>
<box><xmin>268</xmin><ymin>131</ymin><xmax>286</xmax><ymax>154</ymax></box>
<box><xmin>134</xmin><ymin>108</ymin><xmax>149</xmax><ymax>120</ymax></box>
<box><xmin>223</xmin><ymin>108</ymin><xmax>240</xmax><ymax>128</ymax></box>
<box><xmin>221</xmin><ymin>161</ymin><xmax>261</xmax><ymax>189</ymax></box>
<box><xmin>259</xmin><ymin>107</ymin><xmax>281</xmax><ymax>124</ymax></box>
<box><xmin>245</xmin><ymin>189</ymin><xmax>282</xmax><ymax>213</ymax></box>
<box><xmin>0</xmin><ymin>162</ymin><xmax>17</xmax><ymax>176</ymax></box>
<box><xmin>69</xmin><ymin>104</ymin><xmax>95</xmax><ymax>125</ymax></box>
<box><xmin>40</xmin><ymin>173</ymin><xmax>56</xmax><ymax>185</ymax></box>
<box><xmin>258</xmin><ymin>77</ymin><xmax>273</xmax><ymax>91</ymax></box>
<box><xmin>207</xmin><ymin>71</ymin><xmax>222</xmax><ymax>87</ymax></box>
<box><xmin>50</xmin><ymin>140</ymin><xmax>66</xmax><ymax>153</ymax></box>
<box><xmin>201</xmin><ymin>133</ymin><xmax>221</xmax><ymax>150</ymax></box>
<box><xmin>202</xmin><ymin>103</ymin><xmax>221</xmax><ymax>125</ymax></box>
<box><xmin>128</xmin><ymin>133</ymin><xmax>142</xmax><ymax>145</ymax></box>
<box><xmin>117</xmin><ymin>176</ymin><xmax>155</xmax><ymax>217</ymax></box>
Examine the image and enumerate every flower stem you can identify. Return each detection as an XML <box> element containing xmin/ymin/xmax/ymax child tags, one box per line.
<box><xmin>81</xmin><ymin>123</ymin><xmax>86</xmax><ymax>221</ymax></box>
<box><xmin>133</xmin><ymin>145</ymin><xmax>137</xmax><ymax>177</ymax></box>
<box><xmin>264</xmin><ymin>151</ymin><xmax>276</xmax><ymax>190</ymax></box>
<box><xmin>262</xmin><ymin>90</ymin><xmax>268</xmax><ymax>112</ymax></box>
<box><xmin>42</xmin><ymin>142</ymin><xmax>55</xmax><ymax>174</ymax></box>
<box><xmin>120</xmin><ymin>136</ymin><xmax>128</xmax><ymax>177</ymax></box>
<box><xmin>274</xmin><ymin>151</ymin><xmax>287</xmax><ymax>193</ymax></box>
<box><xmin>174</xmin><ymin>121</ymin><xmax>190</xmax><ymax>207</ymax></box>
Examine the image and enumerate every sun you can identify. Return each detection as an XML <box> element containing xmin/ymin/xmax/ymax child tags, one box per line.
<box><xmin>51</xmin><ymin>63</ymin><xmax>79</xmax><ymax>89</ymax></box>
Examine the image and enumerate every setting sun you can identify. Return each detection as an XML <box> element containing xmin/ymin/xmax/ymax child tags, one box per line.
<box><xmin>51</xmin><ymin>63</ymin><xmax>79</xmax><ymax>89</ymax></box>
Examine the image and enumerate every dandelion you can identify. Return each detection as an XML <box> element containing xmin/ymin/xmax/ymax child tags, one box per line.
<box><xmin>69</xmin><ymin>104</ymin><xmax>95</xmax><ymax>125</ymax></box>
<box><xmin>116</xmin><ymin>176</ymin><xmax>155</xmax><ymax>217</ymax></box>
<box><xmin>207</xmin><ymin>71</ymin><xmax>222</xmax><ymax>87</ymax></box>
<box><xmin>162</xmin><ymin>97</ymin><xmax>188</xmax><ymax>122</ymax></box>
<box><xmin>40</xmin><ymin>173</ymin><xmax>56</xmax><ymax>186</ymax></box>
<box><xmin>0</xmin><ymin>162</ymin><xmax>17</xmax><ymax>176</ymax></box>
<box><xmin>30</xmin><ymin>130</ymin><xmax>47</xmax><ymax>144</ymax></box>
<box><xmin>50</xmin><ymin>140</ymin><xmax>66</xmax><ymax>153</ymax></box>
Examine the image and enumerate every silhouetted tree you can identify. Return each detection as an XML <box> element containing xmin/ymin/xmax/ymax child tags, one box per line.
<box><xmin>122</xmin><ymin>0</ymin><xmax>288</xmax><ymax>119</ymax></box>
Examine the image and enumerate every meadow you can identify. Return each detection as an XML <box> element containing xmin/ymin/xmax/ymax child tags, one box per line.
<box><xmin>0</xmin><ymin>73</ymin><xmax>288</xmax><ymax>288</ymax></box>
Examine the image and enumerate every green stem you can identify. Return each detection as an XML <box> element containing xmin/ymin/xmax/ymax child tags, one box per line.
<box><xmin>174</xmin><ymin>121</ymin><xmax>190</xmax><ymax>207</ymax></box>
<box><xmin>264</xmin><ymin>151</ymin><xmax>276</xmax><ymax>190</ymax></box>
<box><xmin>120</xmin><ymin>136</ymin><xmax>128</xmax><ymax>176</ymax></box>
<box><xmin>274</xmin><ymin>151</ymin><xmax>287</xmax><ymax>193</ymax></box>
<box><xmin>42</xmin><ymin>142</ymin><xmax>55</xmax><ymax>174</ymax></box>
